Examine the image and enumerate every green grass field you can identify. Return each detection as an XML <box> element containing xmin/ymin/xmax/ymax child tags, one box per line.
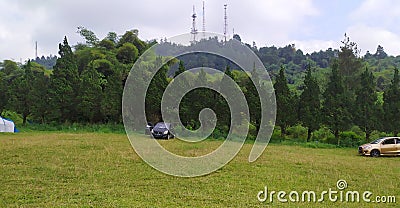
<box><xmin>0</xmin><ymin>132</ymin><xmax>398</xmax><ymax>207</ymax></box>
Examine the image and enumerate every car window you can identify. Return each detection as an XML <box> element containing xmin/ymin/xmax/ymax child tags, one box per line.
<box><xmin>383</xmin><ymin>139</ymin><xmax>395</xmax><ymax>145</ymax></box>
<box><xmin>396</xmin><ymin>138</ymin><xmax>400</xmax><ymax>144</ymax></box>
<box><xmin>371</xmin><ymin>138</ymin><xmax>385</xmax><ymax>144</ymax></box>
<box><xmin>155</xmin><ymin>123</ymin><xmax>169</xmax><ymax>129</ymax></box>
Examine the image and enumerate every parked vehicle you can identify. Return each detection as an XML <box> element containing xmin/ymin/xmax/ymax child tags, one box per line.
<box><xmin>151</xmin><ymin>122</ymin><xmax>174</xmax><ymax>139</ymax></box>
<box><xmin>358</xmin><ymin>137</ymin><xmax>400</xmax><ymax>157</ymax></box>
<box><xmin>145</xmin><ymin>122</ymin><xmax>153</xmax><ymax>135</ymax></box>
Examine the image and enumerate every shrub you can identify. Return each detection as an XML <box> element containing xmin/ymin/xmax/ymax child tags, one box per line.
<box><xmin>312</xmin><ymin>127</ymin><xmax>334</xmax><ymax>143</ymax></box>
<box><xmin>287</xmin><ymin>124</ymin><xmax>307</xmax><ymax>141</ymax></box>
<box><xmin>246</xmin><ymin>123</ymin><xmax>257</xmax><ymax>140</ymax></box>
<box><xmin>270</xmin><ymin>127</ymin><xmax>282</xmax><ymax>143</ymax></box>
<box><xmin>339</xmin><ymin>131</ymin><xmax>365</xmax><ymax>147</ymax></box>
<box><xmin>1</xmin><ymin>110</ymin><xmax>23</xmax><ymax>125</ymax></box>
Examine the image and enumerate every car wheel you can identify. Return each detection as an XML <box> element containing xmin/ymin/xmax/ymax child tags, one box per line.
<box><xmin>370</xmin><ymin>149</ymin><xmax>380</xmax><ymax>157</ymax></box>
<box><xmin>167</xmin><ymin>133</ymin><xmax>171</xmax><ymax>140</ymax></box>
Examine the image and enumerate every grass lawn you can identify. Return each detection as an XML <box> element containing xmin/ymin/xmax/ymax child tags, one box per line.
<box><xmin>0</xmin><ymin>132</ymin><xmax>398</xmax><ymax>207</ymax></box>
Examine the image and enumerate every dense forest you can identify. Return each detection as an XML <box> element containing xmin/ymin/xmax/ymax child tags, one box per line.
<box><xmin>1</xmin><ymin>27</ymin><xmax>400</xmax><ymax>147</ymax></box>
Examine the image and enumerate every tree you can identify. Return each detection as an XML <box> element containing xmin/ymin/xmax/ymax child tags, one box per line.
<box><xmin>2</xmin><ymin>60</ymin><xmax>20</xmax><ymax>75</ymax></box>
<box><xmin>217</xmin><ymin>66</ymin><xmax>235</xmax><ymax>128</ymax></box>
<box><xmin>106</xmin><ymin>32</ymin><xmax>118</xmax><ymax>43</ymax></box>
<box><xmin>354</xmin><ymin>68</ymin><xmax>379</xmax><ymax>141</ymax></box>
<box><xmin>273</xmin><ymin>66</ymin><xmax>296</xmax><ymax>137</ymax></box>
<box><xmin>233</xmin><ymin>34</ymin><xmax>241</xmax><ymax>42</ymax></box>
<box><xmin>118</xmin><ymin>30</ymin><xmax>146</xmax><ymax>54</ymax></box>
<box><xmin>49</xmin><ymin>36</ymin><xmax>80</xmax><ymax>122</ymax></box>
<box><xmin>373</xmin><ymin>45</ymin><xmax>387</xmax><ymax>59</ymax></box>
<box><xmin>383</xmin><ymin>67</ymin><xmax>400</xmax><ymax>135</ymax></box>
<box><xmin>7</xmin><ymin>61</ymin><xmax>34</xmax><ymax>124</ymax></box>
<box><xmin>298</xmin><ymin>65</ymin><xmax>321</xmax><ymax>142</ymax></box>
<box><xmin>322</xmin><ymin>61</ymin><xmax>352</xmax><ymax>144</ymax></box>
<box><xmin>101</xmin><ymin>70</ymin><xmax>123</xmax><ymax>122</ymax></box>
<box><xmin>338</xmin><ymin>34</ymin><xmax>363</xmax><ymax>92</ymax></box>
<box><xmin>192</xmin><ymin>69</ymin><xmax>215</xmax><ymax>130</ymax></box>
<box><xmin>174</xmin><ymin>60</ymin><xmax>186</xmax><ymax>78</ymax></box>
<box><xmin>99</xmin><ymin>38</ymin><xmax>115</xmax><ymax>50</ymax></box>
<box><xmin>244</xmin><ymin>66</ymin><xmax>262</xmax><ymax>132</ymax></box>
<box><xmin>77</xmin><ymin>26</ymin><xmax>99</xmax><ymax>46</ymax></box>
<box><xmin>0</xmin><ymin>72</ymin><xmax>8</xmax><ymax>115</ymax></box>
<box><xmin>145</xmin><ymin>57</ymin><xmax>169</xmax><ymax>122</ymax></box>
<box><xmin>1</xmin><ymin>60</ymin><xmax>23</xmax><ymax>81</ymax></box>
<box><xmin>30</xmin><ymin>70</ymin><xmax>51</xmax><ymax>124</ymax></box>
<box><xmin>78</xmin><ymin>63</ymin><xmax>104</xmax><ymax>122</ymax></box>
<box><xmin>116</xmin><ymin>43</ymin><xmax>139</xmax><ymax>64</ymax></box>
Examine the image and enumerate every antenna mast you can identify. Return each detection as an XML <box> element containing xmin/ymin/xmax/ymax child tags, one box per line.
<box><xmin>191</xmin><ymin>5</ymin><xmax>198</xmax><ymax>43</ymax></box>
<box><xmin>224</xmin><ymin>4</ymin><xmax>228</xmax><ymax>42</ymax></box>
<box><xmin>202</xmin><ymin>1</ymin><xmax>206</xmax><ymax>38</ymax></box>
<box><xmin>35</xmin><ymin>41</ymin><xmax>38</xmax><ymax>58</ymax></box>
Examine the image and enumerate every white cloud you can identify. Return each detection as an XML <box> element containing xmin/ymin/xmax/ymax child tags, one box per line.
<box><xmin>0</xmin><ymin>0</ymin><xmax>322</xmax><ymax>61</ymax></box>
<box><xmin>291</xmin><ymin>39</ymin><xmax>339</xmax><ymax>54</ymax></box>
<box><xmin>4</xmin><ymin>0</ymin><xmax>400</xmax><ymax>60</ymax></box>
<box><xmin>230</xmin><ymin>0</ymin><xmax>319</xmax><ymax>46</ymax></box>
<box><xmin>346</xmin><ymin>24</ymin><xmax>400</xmax><ymax>55</ymax></box>
<box><xmin>347</xmin><ymin>0</ymin><xmax>400</xmax><ymax>55</ymax></box>
<box><xmin>351</xmin><ymin>0</ymin><xmax>400</xmax><ymax>30</ymax></box>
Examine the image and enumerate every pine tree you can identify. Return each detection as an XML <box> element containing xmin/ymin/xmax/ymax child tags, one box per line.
<box><xmin>101</xmin><ymin>70</ymin><xmax>123</xmax><ymax>122</ymax></box>
<box><xmin>30</xmin><ymin>70</ymin><xmax>51</xmax><ymax>124</ymax></box>
<box><xmin>338</xmin><ymin>34</ymin><xmax>363</xmax><ymax>93</ymax></box>
<box><xmin>174</xmin><ymin>60</ymin><xmax>186</xmax><ymax>78</ymax></box>
<box><xmin>217</xmin><ymin>66</ymin><xmax>235</xmax><ymax>128</ymax></box>
<box><xmin>298</xmin><ymin>65</ymin><xmax>321</xmax><ymax>142</ymax></box>
<box><xmin>273</xmin><ymin>66</ymin><xmax>296</xmax><ymax>137</ymax></box>
<box><xmin>322</xmin><ymin>61</ymin><xmax>352</xmax><ymax>144</ymax></box>
<box><xmin>50</xmin><ymin>37</ymin><xmax>80</xmax><ymax>122</ymax></box>
<box><xmin>78</xmin><ymin>63</ymin><xmax>104</xmax><ymax>122</ymax></box>
<box><xmin>8</xmin><ymin>61</ymin><xmax>34</xmax><ymax>124</ymax></box>
<box><xmin>354</xmin><ymin>68</ymin><xmax>379</xmax><ymax>141</ymax></box>
<box><xmin>0</xmin><ymin>72</ymin><xmax>8</xmax><ymax>115</ymax></box>
<box><xmin>245</xmin><ymin>67</ymin><xmax>262</xmax><ymax>132</ymax></box>
<box><xmin>383</xmin><ymin>67</ymin><xmax>400</xmax><ymax>135</ymax></box>
<box><xmin>145</xmin><ymin>57</ymin><xmax>169</xmax><ymax>122</ymax></box>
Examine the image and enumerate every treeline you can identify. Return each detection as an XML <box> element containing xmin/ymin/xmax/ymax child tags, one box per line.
<box><xmin>0</xmin><ymin>28</ymin><xmax>153</xmax><ymax>125</ymax></box>
<box><xmin>1</xmin><ymin>28</ymin><xmax>400</xmax><ymax>147</ymax></box>
<box><xmin>32</xmin><ymin>55</ymin><xmax>57</xmax><ymax>69</ymax></box>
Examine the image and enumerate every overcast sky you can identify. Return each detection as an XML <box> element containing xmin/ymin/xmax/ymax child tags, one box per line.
<box><xmin>1</xmin><ymin>0</ymin><xmax>400</xmax><ymax>61</ymax></box>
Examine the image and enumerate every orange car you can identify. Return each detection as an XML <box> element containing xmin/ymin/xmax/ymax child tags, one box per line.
<box><xmin>358</xmin><ymin>137</ymin><xmax>400</xmax><ymax>157</ymax></box>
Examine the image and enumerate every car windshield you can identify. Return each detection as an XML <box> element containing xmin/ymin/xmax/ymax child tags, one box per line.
<box><xmin>155</xmin><ymin>123</ymin><xmax>167</xmax><ymax>129</ymax></box>
<box><xmin>370</xmin><ymin>138</ymin><xmax>386</xmax><ymax>144</ymax></box>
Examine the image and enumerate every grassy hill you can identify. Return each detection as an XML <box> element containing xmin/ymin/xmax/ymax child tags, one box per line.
<box><xmin>0</xmin><ymin>132</ymin><xmax>398</xmax><ymax>207</ymax></box>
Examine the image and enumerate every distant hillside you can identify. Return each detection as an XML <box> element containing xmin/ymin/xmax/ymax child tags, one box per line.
<box><xmin>29</xmin><ymin>32</ymin><xmax>400</xmax><ymax>92</ymax></box>
<box><xmin>31</xmin><ymin>55</ymin><xmax>57</xmax><ymax>69</ymax></box>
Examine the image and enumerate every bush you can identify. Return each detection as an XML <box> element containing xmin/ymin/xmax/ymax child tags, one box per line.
<box><xmin>350</xmin><ymin>126</ymin><xmax>365</xmax><ymax>138</ymax></box>
<box><xmin>246</xmin><ymin>123</ymin><xmax>257</xmax><ymax>141</ymax></box>
<box><xmin>286</xmin><ymin>124</ymin><xmax>307</xmax><ymax>141</ymax></box>
<box><xmin>17</xmin><ymin>123</ymin><xmax>125</xmax><ymax>134</ymax></box>
<box><xmin>369</xmin><ymin>130</ymin><xmax>390</xmax><ymax>142</ymax></box>
<box><xmin>312</xmin><ymin>126</ymin><xmax>334</xmax><ymax>143</ymax></box>
<box><xmin>339</xmin><ymin>131</ymin><xmax>365</xmax><ymax>147</ymax></box>
<box><xmin>1</xmin><ymin>110</ymin><xmax>23</xmax><ymax>125</ymax></box>
<box><xmin>270</xmin><ymin>127</ymin><xmax>282</xmax><ymax>143</ymax></box>
<box><xmin>211</xmin><ymin>128</ymin><xmax>227</xmax><ymax>140</ymax></box>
